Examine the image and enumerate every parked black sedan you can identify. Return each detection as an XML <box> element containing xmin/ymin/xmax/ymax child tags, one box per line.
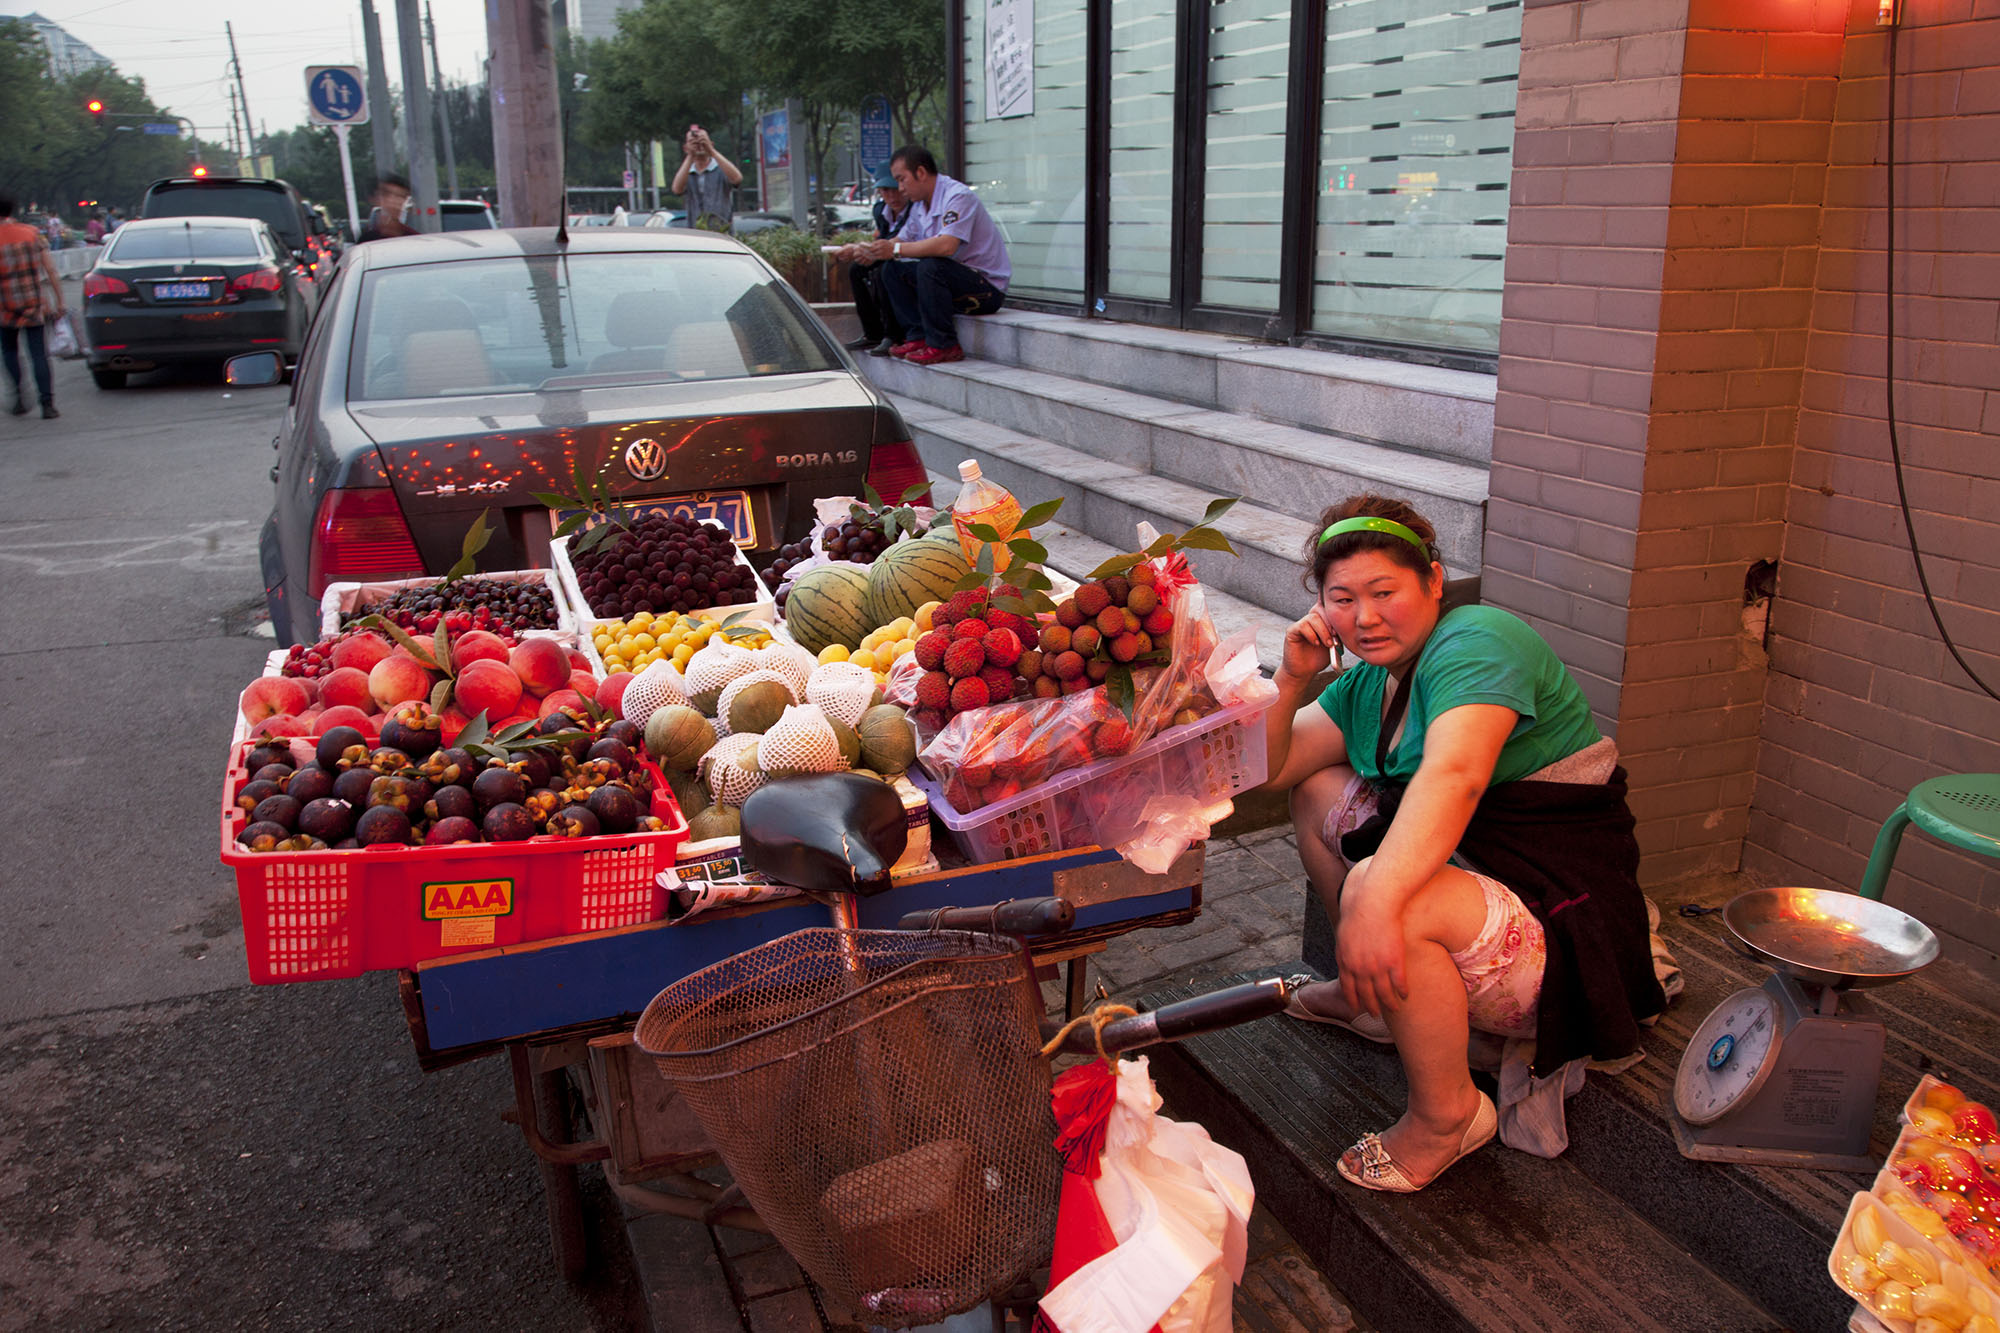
<box><xmin>226</xmin><ymin>227</ymin><xmax>928</xmax><ymax>646</ymax></box>
<box><xmin>83</xmin><ymin>216</ymin><xmax>315</xmax><ymax>389</ymax></box>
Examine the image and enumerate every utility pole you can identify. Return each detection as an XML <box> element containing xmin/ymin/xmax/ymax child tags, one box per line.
<box><xmin>487</xmin><ymin>0</ymin><xmax>563</xmax><ymax>227</ymax></box>
<box><xmin>227</xmin><ymin>84</ymin><xmax>244</xmax><ymax>163</ymax></box>
<box><xmin>425</xmin><ymin>2</ymin><xmax>459</xmax><ymax>199</ymax></box>
<box><xmin>226</xmin><ymin>23</ymin><xmax>255</xmax><ymax>163</ymax></box>
<box><xmin>360</xmin><ymin>0</ymin><xmax>398</xmax><ymax>177</ymax></box>
<box><xmin>394</xmin><ymin>0</ymin><xmax>440</xmax><ymax>229</ymax></box>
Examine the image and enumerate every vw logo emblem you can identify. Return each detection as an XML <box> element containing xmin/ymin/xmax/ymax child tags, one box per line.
<box><xmin>624</xmin><ymin>438</ymin><xmax>667</xmax><ymax>481</ymax></box>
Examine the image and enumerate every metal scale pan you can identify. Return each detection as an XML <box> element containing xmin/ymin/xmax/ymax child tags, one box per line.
<box><xmin>1722</xmin><ymin>886</ymin><xmax>1940</xmax><ymax>991</ymax></box>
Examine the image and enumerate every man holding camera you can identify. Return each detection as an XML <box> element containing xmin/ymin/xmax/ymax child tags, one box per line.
<box><xmin>673</xmin><ymin>125</ymin><xmax>743</xmax><ymax>231</ymax></box>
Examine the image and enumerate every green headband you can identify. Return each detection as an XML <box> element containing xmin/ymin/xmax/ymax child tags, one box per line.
<box><xmin>1318</xmin><ymin>516</ymin><xmax>1430</xmax><ymax>559</ymax></box>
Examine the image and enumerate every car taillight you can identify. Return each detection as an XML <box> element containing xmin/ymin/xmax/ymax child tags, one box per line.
<box><xmin>867</xmin><ymin>439</ymin><xmax>933</xmax><ymax>508</ymax></box>
<box><xmin>229</xmin><ymin>268</ymin><xmax>283</xmax><ymax>293</ymax></box>
<box><xmin>83</xmin><ymin>273</ymin><xmax>129</xmax><ymax>298</ymax></box>
<box><xmin>307</xmin><ymin>487</ymin><xmax>424</xmax><ymax>596</ymax></box>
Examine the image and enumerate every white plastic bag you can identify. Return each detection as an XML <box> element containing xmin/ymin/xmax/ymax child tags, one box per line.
<box><xmin>1036</xmin><ymin>1057</ymin><xmax>1253</xmax><ymax>1333</ymax></box>
<box><xmin>46</xmin><ymin>312</ymin><xmax>80</xmax><ymax>360</ymax></box>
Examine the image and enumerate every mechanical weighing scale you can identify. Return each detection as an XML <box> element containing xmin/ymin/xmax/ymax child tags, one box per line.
<box><xmin>1671</xmin><ymin>886</ymin><xmax>1940</xmax><ymax>1172</ymax></box>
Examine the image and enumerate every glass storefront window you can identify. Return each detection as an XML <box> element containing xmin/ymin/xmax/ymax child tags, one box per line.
<box><xmin>1310</xmin><ymin>0</ymin><xmax>1521</xmax><ymax>352</ymax></box>
<box><xmin>1106</xmin><ymin>0</ymin><xmax>1179</xmax><ymax>302</ymax></box>
<box><xmin>962</xmin><ymin>0</ymin><xmax>1090</xmax><ymax>299</ymax></box>
<box><xmin>1199</xmin><ymin>0</ymin><xmax>1293</xmax><ymax>311</ymax></box>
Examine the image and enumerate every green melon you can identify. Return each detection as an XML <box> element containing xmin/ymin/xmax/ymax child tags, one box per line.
<box><xmin>858</xmin><ymin>704</ymin><xmax>918</xmax><ymax>775</ymax></box>
<box><xmin>645</xmin><ymin>705</ymin><xmax>716</xmax><ymax>771</ymax></box>
<box><xmin>784</xmin><ymin>562</ymin><xmax>875</xmax><ymax>655</ymax></box>
<box><xmin>687</xmin><ymin>803</ymin><xmax>741</xmax><ymax>841</ymax></box>
<box><xmin>723</xmin><ymin>678</ymin><xmax>793</xmax><ymax>737</ymax></box>
<box><xmin>666</xmin><ymin>768</ymin><xmax>710</xmax><ymax>819</ymax></box>
<box><xmin>866</xmin><ymin>536</ymin><xmax>977</xmax><ymax>628</ymax></box>
<box><xmin>825</xmin><ymin>716</ymin><xmax>862</xmax><ymax>770</ymax></box>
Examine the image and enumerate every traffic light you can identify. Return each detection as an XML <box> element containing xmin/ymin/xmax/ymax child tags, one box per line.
<box><xmin>86</xmin><ymin>99</ymin><xmax>104</xmax><ymax>116</ymax></box>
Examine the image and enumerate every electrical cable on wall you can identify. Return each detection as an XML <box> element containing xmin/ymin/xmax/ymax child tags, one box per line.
<box><xmin>1883</xmin><ymin>20</ymin><xmax>2000</xmax><ymax>702</ymax></box>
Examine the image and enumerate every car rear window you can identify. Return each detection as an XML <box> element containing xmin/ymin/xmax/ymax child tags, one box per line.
<box><xmin>348</xmin><ymin>251</ymin><xmax>842</xmax><ymax>400</ymax></box>
<box><xmin>438</xmin><ymin>207</ymin><xmax>494</xmax><ymax>232</ymax></box>
<box><xmin>109</xmin><ymin>225</ymin><xmax>264</xmax><ymax>261</ymax></box>
<box><xmin>145</xmin><ymin>185</ymin><xmax>303</xmax><ymax>249</ymax></box>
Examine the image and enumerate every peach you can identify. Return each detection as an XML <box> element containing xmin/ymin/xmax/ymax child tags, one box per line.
<box><xmin>319</xmin><ymin>666</ymin><xmax>374</xmax><ymax>711</ymax></box>
<box><xmin>498</xmin><ymin>711</ymin><xmax>540</xmax><ymax>730</ymax></box>
<box><xmin>449</xmin><ymin>629</ymin><xmax>510</xmax><ymax>669</ymax></box>
<box><xmin>536</xmin><ymin>689</ymin><xmax>587</xmax><ymax>720</ymax></box>
<box><xmin>251</xmin><ymin>713</ymin><xmax>308</xmax><ymax>738</ymax></box>
<box><xmin>455</xmin><ymin>659</ymin><xmax>524</xmax><ymax>720</ymax></box>
<box><xmin>567</xmin><ymin>669</ymin><xmax>600</xmax><ymax>699</ymax></box>
<box><xmin>510</xmin><ymin>638</ymin><xmax>572</xmax><ymax>698</ymax></box>
<box><xmin>439</xmin><ymin>706</ymin><xmax>472</xmax><ymax>746</ymax></box>
<box><xmin>368</xmin><ymin>655</ymin><xmax>435</xmax><ymax>711</ymax></box>
<box><xmin>240</xmin><ymin>675</ymin><xmax>311</xmax><ymax>723</ymax></box>
<box><xmin>330</xmin><ymin>632</ymin><xmax>393</xmax><ymax>673</ymax></box>
<box><xmin>567</xmin><ymin>649</ymin><xmax>593</xmax><ymax>674</ymax></box>
<box><xmin>596</xmin><ymin>671</ymin><xmax>635</xmax><ymax>718</ymax></box>
<box><xmin>313</xmin><ymin>705</ymin><xmax>377</xmax><ymax>739</ymax></box>
<box><xmin>295</xmin><ymin>676</ymin><xmax>322</xmax><ymax>707</ymax></box>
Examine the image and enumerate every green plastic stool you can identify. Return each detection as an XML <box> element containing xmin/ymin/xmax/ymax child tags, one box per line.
<box><xmin>1857</xmin><ymin>773</ymin><xmax>2000</xmax><ymax>899</ymax></box>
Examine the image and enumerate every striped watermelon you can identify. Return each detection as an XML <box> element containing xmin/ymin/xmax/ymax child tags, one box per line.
<box><xmin>784</xmin><ymin>562</ymin><xmax>874</xmax><ymax>655</ymax></box>
<box><xmin>865</xmin><ymin>536</ymin><xmax>976</xmax><ymax>627</ymax></box>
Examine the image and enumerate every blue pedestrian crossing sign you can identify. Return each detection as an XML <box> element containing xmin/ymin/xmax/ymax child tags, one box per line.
<box><xmin>305</xmin><ymin>66</ymin><xmax>368</xmax><ymax>126</ymax></box>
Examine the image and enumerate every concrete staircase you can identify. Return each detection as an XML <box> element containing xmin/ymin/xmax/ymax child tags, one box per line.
<box><xmin>862</xmin><ymin>310</ymin><xmax>1496</xmax><ymax>647</ymax></box>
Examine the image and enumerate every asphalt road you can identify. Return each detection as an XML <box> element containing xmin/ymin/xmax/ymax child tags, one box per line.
<box><xmin>0</xmin><ymin>330</ymin><xmax>644</xmax><ymax>1329</ymax></box>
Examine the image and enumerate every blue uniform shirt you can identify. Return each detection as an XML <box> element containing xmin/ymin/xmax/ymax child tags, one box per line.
<box><xmin>905</xmin><ymin>174</ymin><xmax>1010</xmax><ymax>291</ymax></box>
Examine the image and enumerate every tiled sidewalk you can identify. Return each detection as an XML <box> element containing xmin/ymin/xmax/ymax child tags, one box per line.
<box><xmin>623</xmin><ymin>826</ymin><xmax>1365</xmax><ymax>1333</ymax></box>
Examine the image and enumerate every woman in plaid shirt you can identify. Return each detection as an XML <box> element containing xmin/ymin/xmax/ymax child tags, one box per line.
<box><xmin>0</xmin><ymin>194</ymin><xmax>66</xmax><ymax>419</ymax></box>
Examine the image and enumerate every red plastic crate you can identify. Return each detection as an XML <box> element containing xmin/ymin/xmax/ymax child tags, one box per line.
<box><xmin>220</xmin><ymin>742</ymin><xmax>688</xmax><ymax>984</ymax></box>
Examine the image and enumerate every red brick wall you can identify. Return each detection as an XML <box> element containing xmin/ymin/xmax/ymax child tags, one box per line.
<box><xmin>1746</xmin><ymin>6</ymin><xmax>2000</xmax><ymax>969</ymax></box>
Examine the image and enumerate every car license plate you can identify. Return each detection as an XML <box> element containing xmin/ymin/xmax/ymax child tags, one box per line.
<box><xmin>154</xmin><ymin>281</ymin><xmax>213</xmax><ymax>301</ymax></box>
<box><xmin>552</xmin><ymin>490</ymin><xmax>756</xmax><ymax>547</ymax></box>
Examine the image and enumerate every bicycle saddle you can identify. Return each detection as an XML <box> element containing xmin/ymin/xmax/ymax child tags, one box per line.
<box><xmin>740</xmin><ymin>773</ymin><xmax>909</xmax><ymax>896</ymax></box>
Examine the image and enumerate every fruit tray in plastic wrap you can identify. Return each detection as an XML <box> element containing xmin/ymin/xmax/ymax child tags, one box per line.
<box><xmin>219</xmin><ymin>740</ymin><xmax>688</xmax><ymax>984</ymax></box>
<box><xmin>1828</xmin><ymin>1187</ymin><xmax>1999</xmax><ymax>1333</ymax></box>
<box><xmin>552</xmin><ymin>534</ymin><xmax>775</xmax><ymax>641</ymax></box>
<box><xmin>907</xmin><ymin>693</ymin><xmax>1270</xmax><ymax>863</ymax></box>
<box><xmin>320</xmin><ymin>568</ymin><xmax>577</xmax><ymax>644</ymax></box>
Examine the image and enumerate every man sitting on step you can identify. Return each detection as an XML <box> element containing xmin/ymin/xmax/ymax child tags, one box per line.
<box><xmin>868</xmin><ymin>145</ymin><xmax>1010</xmax><ymax>366</ymax></box>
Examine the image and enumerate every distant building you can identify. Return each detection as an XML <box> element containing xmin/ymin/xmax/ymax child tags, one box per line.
<box><xmin>558</xmin><ymin>0</ymin><xmax>643</xmax><ymax>44</ymax></box>
<box><xmin>4</xmin><ymin>10</ymin><xmax>113</xmax><ymax>76</ymax></box>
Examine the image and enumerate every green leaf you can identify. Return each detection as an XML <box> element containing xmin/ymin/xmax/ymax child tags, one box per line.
<box><xmin>429</xmin><ymin>678</ymin><xmax>453</xmax><ymax>713</ymax></box>
<box><xmin>1085</xmin><ymin>553</ymin><xmax>1144</xmax><ymax>581</ymax></box>
<box><xmin>530</xmin><ymin>492</ymin><xmax>572</xmax><ymax>510</ymax></box>
<box><xmin>1144</xmin><ymin>533</ymin><xmax>1176</xmax><ymax>557</ymax></box>
<box><xmin>1006</xmin><ymin>537</ymin><xmax>1048</xmax><ymax>566</ymax></box>
<box><xmin>991</xmin><ymin>595</ymin><xmax>1032</xmax><ymax>617</ymax></box>
<box><xmin>967</xmin><ymin>521</ymin><xmax>1001</xmax><ymax>542</ymax></box>
<box><xmin>1201</xmin><ymin>496</ymin><xmax>1241</xmax><ymax>525</ymax></box>
<box><xmin>975</xmin><ymin>543</ymin><xmax>995</xmax><ymax>578</ymax></box>
<box><xmin>953</xmin><ymin>570</ymin><xmax>987</xmax><ymax>593</ymax></box>
<box><xmin>928</xmin><ymin>512</ymin><xmax>955</xmax><ymax>531</ymax></box>
<box><xmin>364</xmin><ymin>615</ymin><xmax>439</xmax><ymax>670</ymax></box>
<box><xmin>458</xmin><ymin>710</ymin><xmax>492</xmax><ymax>750</ymax></box>
<box><xmin>495</xmin><ymin>720</ymin><xmax>539</xmax><ymax>743</ymax></box>
<box><xmin>861</xmin><ymin>481</ymin><xmax>884</xmax><ymax>510</ymax></box>
<box><xmin>575</xmin><ymin>523</ymin><xmax>616</xmax><ymax>557</ymax></box>
<box><xmin>1179</xmin><ymin>526</ymin><xmax>1238</xmax><ymax>554</ymax></box>
<box><xmin>1025</xmin><ymin>589</ymin><xmax>1059</xmax><ymax>616</ymax></box>
<box><xmin>553</xmin><ymin>511</ymin><xmax>590</xmax><ymax>539</ymax></box>
<box><xmin>720</xmin><ymin>609</ymin><xmax>752</xmax><ymax>629</ymax></box>
<box><xmin>1022</xmin><ymin>570</ymin><xmax>1053</xmax><ymax>592</ymax></box>
<box><xmin>1107</xmin><ymin>665</ymin><xmax>1136</xmax><ymax>722</ymax></box>
<box><xmin>432</xmin><ymin>620</ymin><xmax>453</xmax><ymax>675</ymax></box>
<box><xmin>901</xmin><ymin>481</ymin><xmax>933</xmax><ymax>503</ymax></box>
<box><xmin>1017</xmin><ymin>498</ymin><xmax>1065</xmax><ymax>529</ymax></box>
<box><xmin>848</xmin><ymin>501</ymin><xmax>870</xmax><ymax>524</ymax></box>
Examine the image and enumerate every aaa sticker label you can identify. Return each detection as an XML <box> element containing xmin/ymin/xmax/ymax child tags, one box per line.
<box><xmin>422</xmin><ymin>879</ymin><xmax>515</xmax><ymax>920</ymax></box>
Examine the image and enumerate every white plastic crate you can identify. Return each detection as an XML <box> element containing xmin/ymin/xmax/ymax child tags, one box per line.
<box><xmin>552</xmin><ymin>534</ymin><xmax>775</xmax><ymax>646</ymax></box>
<box><xmin>320</xmin><ymin>569</ymin><xmax>578</xmax><ymax>645</ymax></box>
<box><xmin>909</xmin><ymin>694</ymin><xmax>1271</xmax><ymax>862</ymax></box>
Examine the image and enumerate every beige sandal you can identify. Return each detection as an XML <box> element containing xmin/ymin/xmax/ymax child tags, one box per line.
<box><xmin>1282</xmin><ymin>976</ymin><xmax>1393</xmax><ymax>1044</ymax></box>
<box><xmin>1336</xmin><ymin>1091</ymin><xmax>1497</xmax><ymax>1194</ymax></box>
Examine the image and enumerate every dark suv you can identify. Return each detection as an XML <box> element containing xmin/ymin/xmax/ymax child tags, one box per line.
<box><xmin>141</xmin><ymin>177</ymin><xmax>337</xmax><ymax>276</ymax></box>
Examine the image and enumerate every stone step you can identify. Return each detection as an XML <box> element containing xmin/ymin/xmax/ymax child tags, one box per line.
<box><xmin>901</xmin><ymin>401</ymin><xmax>1344</xmax><ymax>624</ymax></box>
<box><xmin>952</xmin><ymin>309</ymin><xmax>1497</xmax><ymax>464</ymax></box>
<box><xmin>868</xmin><ymin>355</ymin><xmax>1490</xmax><ymax>556</ymax></box>
<box><xmin>1140</xmin><ymin>970</ymin><xmax>1787</xmax><ymax>1333</ymax></box>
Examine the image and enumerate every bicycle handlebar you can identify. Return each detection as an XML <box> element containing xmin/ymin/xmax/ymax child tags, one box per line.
<box><xmin>895</xmin><ymin>896</ymin><xmax>1076</xmax><ymax>936</ymax></box>
<box><xmin>1045</xmin><ymin>976</ymin><xmax>1294</xmax><ymax>1056</ymax></box>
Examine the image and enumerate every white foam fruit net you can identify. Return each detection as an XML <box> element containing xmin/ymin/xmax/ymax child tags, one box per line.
<box><xmin>758</xmin><ymin>704</ymin><xmax>847</xmax><ymax>776</ymax></box>
<box><xmin>684</xmin><ymin>638</ymin><xmax>758</xmax><ymax>706</ymax></box>
<box><xmin>754</xmin><ymin>640</ymin><xmax>817</xmax><ymax>700</ymax></box>
<box><xmin>714</xmin><ymin>668</ymin><xmax>800</xmax><ymax>738</ymax></box>
<box><xmin>621</xmin><ymin>660</ymin><xmax>690</xmax><ymax>730</ymax></box>
<box><xmin>701</xmin><ymin>731</ymin><xmax>768</xmax><ymax>806</ymax></box>
<box><xmin>805</xmin><ymin>660</ymin><xmax>878</xmax><ymax>730</ymax></box>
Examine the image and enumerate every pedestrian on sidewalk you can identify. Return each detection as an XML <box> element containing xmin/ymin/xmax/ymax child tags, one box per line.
<box><xmin>870</xmin><ymin>145</ymin><xmax>1009</xmax><ymax>366</ymax></box>
<box><xmin>0</xmin><ymin>194</ymin><xmax>65</xmax><ymax>419</ymax></box>
<box><xmin>832</xmin><ymin>165</ymin><xmax>912</xmax><ymax>355</ymax></box>
<box><xmin>673</xmin><ymin>125</ymin><xmax>741</xmax><ymax>232</ymax></box>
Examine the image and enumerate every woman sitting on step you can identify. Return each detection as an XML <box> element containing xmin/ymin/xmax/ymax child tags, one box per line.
<box><xmin>1259</xmin><ymin>494</ymin><xmax>1666</xmax><ymax>1193</ymax></box>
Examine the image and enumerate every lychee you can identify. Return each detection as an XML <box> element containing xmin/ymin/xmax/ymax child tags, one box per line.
<box><xmin>1032</xmin><ymin>675</ymin><xmax>1062</xmax><ymax>699</ymax></box>
<box><xmin>1110</xmin><ymin>632</ymin><xmax>1143</xmax><ymax>662</ymax></box>
<box><xmin>945</xmin><ymin>589</ymin><xmax>988</xmax><ymax>621</ymax></box>
<box><xmin>1125</xmin><ymin>585</ymin><xmax>1160</xmax><ymax>617</ymax></box>
<box><xmin>1017</xmin><ymin>647</ymin><xmax>1043</xmax><ymax>679</ymax></box>
<box><xmin>912</xmin><ymin>707</ymin><xmax>946</xmax><ymax>734</ymax></box>
<box><xmin>1060</xmin><ymin>676</ymin><xmax>1092</xmax><ymax>695</ymax></box>
<box><xmin>981</xmin><ymin>627</ymin><xmax>1023</xmax><ymax>668</ymax></box>
<box><xmin>1071</xmin><ymin>625</ymin><xmax>1102</xmax><ymax>657</ymax></box>
<box><xmin>1095</xmin><ymin>607</ymin><xmax>1126</xmax><ymax>638</ymax></box>
<box><xmin>1073</xmin><ymin>583</ymin><xmax>1111</xmax><ymax>617</ymax></box>
<box><xmin>942</xmin><ymin>637</ymin><xmax>987</xmax><ymax>678</ymax></box>
<box><xmin>1103</xmin><ymin>575</ymin><xmax>1131</xmax><ymax>606</ymax></box>
<box><xmin>1085</xmin><ymin>657</ymin><xmax>1112</xmax><ymax>682</ymax></box>
<box><xmin>1093</xmin><ymin>716</ymin><xmax>1135</xmax><ymax>755</ymax></box>
<box><xmin>950</xmin><ymin>676</ymin><xmax>991</xmax><ymax>712</ymax></box>
<box><xmin>1055</xmin><ymin>599</ymin><xmax>1084</xmax><ymax>629</ymax></box>
<box><xmin>1129</xmin><ymin>563</ymin><xmax>1158</xmax><ymax>587</ymax></box>
<box><xmin>914</xmin><ymin>630</ymin><xmax>952</xmax><ymax>671</ymax></box>
<box><xmin>916</xmin><ymin>670</ymin><xmax>953</xmax><ymax>711</ymax></box>
<box><xmin>985</xmin><ymin>608</ymin><xmax>1032</xmax><ymax>637</ymax></box>
<box><xmin>1038</xmin><ymin>624</ymin><xmax>1071</xmax><ymax>655</ymax></box>
<box><xmin>1143</xmin><ymin>606</ymin><xmax>1174</xmax><ymax>636</ymax></box>
<box><xmin>979</xmin><ymin>667</ymin><xmax>1016</xmax><ymax>703</ymax></box>
<box><xmin>1053</xmin><ymin>650</ymin><xmax>1085</xmax><ymax>680</ymax></box>
<box><xmin>952</xmin><ymin>616</ymin><xmax>990</xmax><ymax>641</ymax></box>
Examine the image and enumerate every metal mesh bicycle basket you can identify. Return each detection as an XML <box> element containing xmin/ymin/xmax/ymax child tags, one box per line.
<box><xmin>634</xmin><ymin>927</ymin><xmax>1059</xmax><ymax>1326</ymax></box>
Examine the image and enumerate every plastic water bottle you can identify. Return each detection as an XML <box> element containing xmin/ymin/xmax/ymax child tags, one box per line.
<box><xmin>950</xmin><ymin>460</ymin><xmax>1026</xmax><ymax>574</ymax></box>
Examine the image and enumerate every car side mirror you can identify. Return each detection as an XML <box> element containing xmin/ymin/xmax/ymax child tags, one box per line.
<box><xmin>225</xmin><ymin>351</ymin><xmax>286</xmax><ymax>387</ymax></box>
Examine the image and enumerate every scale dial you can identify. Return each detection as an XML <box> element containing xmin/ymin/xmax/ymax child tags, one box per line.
<box><xmin>1675</xmin><ymin>986</ymin><xmax>1784</xmax><ymax>1126</ymax></box>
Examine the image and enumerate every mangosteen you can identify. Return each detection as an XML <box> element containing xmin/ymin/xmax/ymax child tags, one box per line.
<box><xmin>426</xmin><ymin>785</ymin><xmax>477</xmax><ymax>822</ymax></box>
<box><xmin>315</xmin><ymin>726</ymin><xmax>368</xmax><ymax>771</ymax></box>
<box><xmin>523</xmin><ymin>789</ymin><xmax>561</xmax><ymax>824</ymax></box>
<box><xmin>604</xmin><ymin>719</ymin><xmax>641</xmax><ymax>750</ymax></box>
<box><xmin>421</xmin><ymin>747</ymin><xmax>477</xmax><ymax>786</ymax></box>
<box><xmin>367</xmin><ymin>747</ymin><xmax>417</xmax><ymax>775</ymax></box>
<box><xmin>236</xmin><ymin>779</ymin><xmax>284</xmax><ymax>813</ymax></box>
<box><xmin>481</xmin><ymin>802</ymin><xmax>537</xmax><ymax>842</ymax></box>
<box><xmin>509</xmin><ymin>751</ymin><xmax>553</xmax><ymax>790</ymax></box>
<box><xmin>236</xmin><ymin>820</ymin><xmax>290</xmax><ymax>851</ymax></box>
<box><xmin>252</xmin><ymin>762</ymin><xmax>297</xmax><ymax>786</ymax></box>
<box><xmin>366</xmin><ymin>775</ymin><xmax>420</xmax><ymax>813</ymax></box>
<box><xmin>354</xmin><ymin>806</ymin><xmax>413</xmax><ymax>846</ymax></box>
<box><xmin>333</xmin><ymin>838</ymin><xmax>360</xmax><ymax>850</ymax></box>
<box><xmin>471</xmin><ymin>767</ymin><xmax>527</xmax><ymax>811</ymax></box>
<box><xmin>332</xmin><ymin>767</ymin><xmax>377</xmax><ymax>806</ymax></box>
<box><xmin>537</xmin><ymin>713</ymin><xmax>592</xmax><ymax>762</ymax></box>
<box><xmin>277</xmin><ymin>835</ymin><xmax>329</xmax><ymax>852</ymax></box>
<box><xmin>251</xmin><ymin>794</ymin><xmax>303</xmax><ymax>830</ymax></box>
<box><xmin>586</xmin><ymin>738</ymin><xmax>638</xmax><ymax>774</ymax></box>
<box><xmin>547</xmin><ymin>806</ymin><xmax>601</xmax><ymax>839</ymax></box>
<box><xmin>586</xmin><ymin>783</ymin><xmax>640</xmax><ymax>834</ymax></box>
<box><xmin>246</xmin><ymin>743</ymin><xmax>294</xmax><ymax>772</ymax></box>
<box><xmin>381</xmin><ymin>708</ymin><xmax>442</xmax><ymax>758</ymax></box>
<box><xmin>425</xmin><ymin>815</ymin><xmax>481</xmax><ymax>845</ymax></box>
<box><xmin>298</xmin><ymin>798</ymin><xmax>356</xmax><ymax>843</ymax></box>
<box><xmin>284</xmin><ymin>765</ymin><xmax>336</xmax><ymax>805</ymax></box>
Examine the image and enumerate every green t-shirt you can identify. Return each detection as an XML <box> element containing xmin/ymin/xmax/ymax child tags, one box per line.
<box><xmin>1316</xmin><ymin>606</ymin><xmax>1600</xmax><ymax>787</ymax></box>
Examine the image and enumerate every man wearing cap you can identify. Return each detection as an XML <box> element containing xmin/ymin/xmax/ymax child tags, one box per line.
<box><xmin>867</xmin><ymin>145</ymin><xmax>1009</xmax><ymax>366</ymax></box>
<box><xmin>832</xmin><ymin>166</ymin><xmax>913</xmax><ymax>355</ymax></box>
